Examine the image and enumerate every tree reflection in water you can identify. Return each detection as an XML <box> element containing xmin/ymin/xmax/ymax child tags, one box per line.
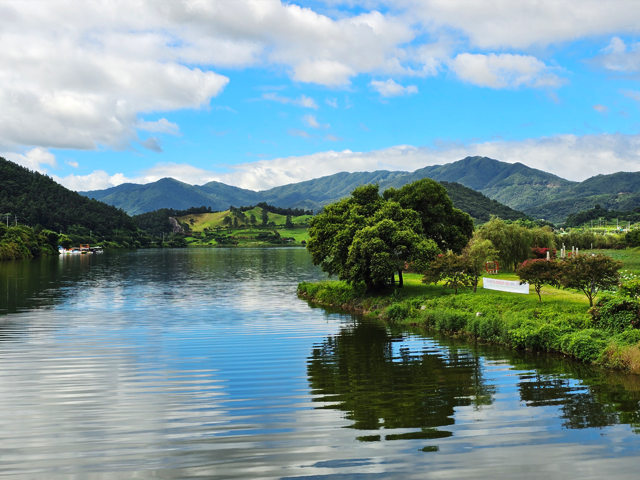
<box><xmin>309</xmin><ymin>321</ymin><xmax>640</xmax><ymax>443</ymax></box>
<box><xmin>307</xmin><ymin>320</ymin><xmax>495</xmax><ymax>441</ymax></box>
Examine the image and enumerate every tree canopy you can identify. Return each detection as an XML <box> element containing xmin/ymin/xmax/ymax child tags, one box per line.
<box><xmin>560</xmin><ymin>254</ymin><xmax>623</xmax><ymax>307</ymax></box>
<box><xmin>383</xmin><ymin>178</ymin><xmax>474</xmax><ymax>253</ymax></box>
<box><xmin>307</xmin><ymin>180</ymin><xmax>470</xmax><ymax>291</ymax></box>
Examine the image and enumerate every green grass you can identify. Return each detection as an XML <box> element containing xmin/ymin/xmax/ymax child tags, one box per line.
<box><xmin>297</xmin><ymin>248</ymin><xmax>640</xmax><ymax>372</ymax></box>
<box><xmin>176</xmin><ymin>207</ymin><xmax>312</xmax><ymax>232</ymax></box>
<box><xmin>590</xmin><ymin>248</ymin><xmax>640</xmax><ymax>274</ymax></box>
<box><xmin>175</xmin><ymin>207</ymin><xmax>311</xmax><ymax>247</ymax></box>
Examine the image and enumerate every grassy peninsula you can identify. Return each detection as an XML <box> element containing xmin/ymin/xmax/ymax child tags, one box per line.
<box><xmin>300</xmin><ymin>177</ymin><xmax>640</xmax><ymax>374</ymax></box>
<box><xmin>299</xmin><ymin>251</ymin><xmax>640</xmax><ymax>374</ymax></box>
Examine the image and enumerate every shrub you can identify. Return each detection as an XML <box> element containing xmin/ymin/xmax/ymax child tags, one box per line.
<box><xmin>384</xmin><ymin>302</ymin><xmax>411</xmax><ymax>321</ymax></box>
<box><xmin>619</xmin><ymin>278</ymin><xmax>640</xmax><ymax>298</ymax></box>
<box><xmin>591</xmin><ymin>295</ymin><xmax>640</xmax><ymax>333</ymax></box>
<box><xmin>559</xmin><ymin>329</ymin><xmax>608</xmax><ymax>362</ymax></box>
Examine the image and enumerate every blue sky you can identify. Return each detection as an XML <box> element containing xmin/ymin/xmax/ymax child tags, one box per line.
<box><xmin>2</xmin><ymin>1</ymin><xmax>640</xmax><ymax>191</ymax></box>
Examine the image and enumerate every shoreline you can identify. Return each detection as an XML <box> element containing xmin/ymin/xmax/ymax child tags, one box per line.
<box><xmin>297</xmin><ymin>278</ymin><xmax>640</xmax><ymax>375</ymax></box>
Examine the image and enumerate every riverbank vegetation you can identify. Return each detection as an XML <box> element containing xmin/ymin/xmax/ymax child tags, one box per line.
<box><xmin>301</xmin><ymin>178</ymin><xmax>640</xmax><ymax>374</ymax></box>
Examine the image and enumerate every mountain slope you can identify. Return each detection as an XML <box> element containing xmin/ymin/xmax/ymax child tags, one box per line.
<box><xmin>81</xmin><ymin>155</ymin><xmax>640</xmax><ymax>223</ymax></box>
<box><xmin>381</xmin><ymin>156</ymin><xmax>575</xmax><ymax>212</ymax></box>
<box><xmin>0</xmin><ymin>156</ymin><xmax>136</xmax><ymax>236</ymax></box>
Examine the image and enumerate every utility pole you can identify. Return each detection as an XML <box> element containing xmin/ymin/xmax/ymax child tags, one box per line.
<box><xmin>14</xmin><ymin>215</ymin><xmax>17</xmax><ymax>226</ymax></box>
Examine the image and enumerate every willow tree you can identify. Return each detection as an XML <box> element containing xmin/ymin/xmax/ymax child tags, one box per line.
<box><xmin>475</xmin><ymin>217</ymin><xmax>555</xmax><ymax>271</ymax></box>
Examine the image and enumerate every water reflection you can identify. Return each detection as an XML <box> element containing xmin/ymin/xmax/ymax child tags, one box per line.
<box><xmin>2</xmin><ymin>249</ymin><xmax>640</xmax><ymax>478</ymax></box>
<box><xmin>308</xmin><ymin>321</ymin><xmax>495</xmax><ymax>443</ymax></box>
<box><xmin>308</xmin><ymin>321</ymin><xmax>640</xmax><ymax>443</ymax></box>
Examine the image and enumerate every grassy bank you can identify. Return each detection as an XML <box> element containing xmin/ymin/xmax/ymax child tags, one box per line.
<box><xmin>298</xmin><ymin>263</ymin><xmax>640</xmax><ymax>374</ymax></box>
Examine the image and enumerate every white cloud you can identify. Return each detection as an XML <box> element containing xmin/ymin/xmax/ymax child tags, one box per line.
<box><xmin>593</xmin><ymin>37</ymin><xmax>640</xmax><ymax>72</ymax></box>
<box><xmin>66</xmin><ymin>160</ymin><xmax>79</xmax><ymax>168</ymax></box>
<box><xmin>3</xmin><ymin>147</ymin><xmax>57</xmax><ymax>172</ymax></box>
<box><xmin>593</xmin><ymin>104</ymin><xmax>608</xmax><ymax>114</ymax></box>
<box><xmin>207</xmin><ymin>132</ymin><xmax>640</xmax><ymax>190</ymax></box>
<box><xmin>325</xmin><ymin>97</ymin><xmax>338</xmax><ymax>108</ymax></box>
<box><xmin>449</xmin><ymin>53</ymin><xmax>565</xmax><ymax>89</ymax></box>
<box><xmin>303</xmin><ymin>115</ymin><xmax>321</xmax><ymax>128</ymax></box>
<box><xmin>621</xmin><ymin>89</ymin><xmax>640</xmax><ymax>101</ymax></box>
<box><xmin>54</xmin><ymin>162</ymin><xmax>224</xmax><ymax>191</ymax></box>
<box><xmin>262</xmin><ymin>93</ymin><xmax>319</xmax><ymax>109</ymax></box>
<box><xmin>370</xmin><ymin>79</ymin><xmax>418</xmax><ymax>97</ymax></box>
<box><xmin>287</xmin><ymin>128</ymin><xmax>312</xmax><ymax>138</ymax></box>
<box><xmin>340</xmin><ymin>1</ymin><xmax>640</xmax><ymax>49</ymax></box>
<box><xmin>137</xmin><ymin>118</ymin><xmax>180</xmax><ymax>135</ymax></box>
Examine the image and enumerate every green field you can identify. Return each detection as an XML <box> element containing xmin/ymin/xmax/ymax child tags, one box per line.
<box><xmin>177</xmin><ymin>207</ymin><xmax>311</xmax><ymax>247</ymax></box>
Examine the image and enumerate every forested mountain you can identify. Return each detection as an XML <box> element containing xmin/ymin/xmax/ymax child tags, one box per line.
<box><xmin>380</xmin><ymin>156</ymin><xmax>575</xmax><ymax>212</ymax></box>
<box><xmin>81</xmin><ymin>163</ymin><xmax>527</xmax><ymax>222</ymax></box>
<box><xmin>0</xmin><ymin>156</ymin><xmax>137</xmax><ymax>236</ymax></box>
<box><xmin>81</xmin><ymin>155</ymin><xmax>640</xmax><ymax>223</ymax></box>
<box><xmin>438</xmin><ymin>182</ymin><xmax>528</xmax><ymax>222</ymax></box>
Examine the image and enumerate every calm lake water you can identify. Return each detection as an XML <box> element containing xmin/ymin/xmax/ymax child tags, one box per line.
<box><xmin>1</xmin><ymin>248</ymin><xmax>640</xmax><ymax>479</ymax></box>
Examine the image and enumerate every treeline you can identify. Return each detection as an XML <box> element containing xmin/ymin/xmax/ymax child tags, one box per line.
<box><xmin>564</xmin><ymin>205</ymin><xmax>640</xmax><ymax>228</ymax></box>
<box><xmin>0</xmin><ymin>225</ymin><xmax>60</xmax><ymax>261</ymax></box>
<box><xmin>239</xmin><ymin>202</ymin><xmax>312</xmax><ymax>217</ymax></box>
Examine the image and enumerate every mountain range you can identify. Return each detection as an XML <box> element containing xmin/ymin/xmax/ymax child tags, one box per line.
<box><xmin>81</xmin><ymin>156</ymin><xmax>640</xmax><ymax>223</ymax></box>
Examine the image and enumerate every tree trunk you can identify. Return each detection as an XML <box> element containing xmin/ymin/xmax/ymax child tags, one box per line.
<box><xmin>390</xmin><ymin>273</ymin><xmax>395</xmax><ymax>285</ymax></box>
<box><xmin>473</xmin><ymin>275</ymin><xmax>478</xmax><ymax>293</ymax></box>
<box><xmin>397</xmin><ymin>269</ymin><xmax>404</xmax><ymax>288</ymax></box>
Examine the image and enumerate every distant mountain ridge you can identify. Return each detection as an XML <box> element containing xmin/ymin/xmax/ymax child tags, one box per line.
<box><xmin>81</xmin><ymin>156</ymin><xmax>640</xmax><ymax>223</ymax></box>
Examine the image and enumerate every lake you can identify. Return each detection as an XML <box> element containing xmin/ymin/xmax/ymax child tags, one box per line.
<box><xmin>1</xmin><ymin>248</ymin><xmax>640</xmax><ymax>479</ymax></box>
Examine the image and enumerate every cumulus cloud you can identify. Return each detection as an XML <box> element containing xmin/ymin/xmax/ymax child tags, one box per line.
<box><xmin>3</xmin><ymin>147</ymin><xmax>57</xmax><ymax>172</ymax></box>
<box><xmin>54</xmin><ymin>162</ymin><xmax>223</xmax><ymax>191</ymax></box>
<box><xmin>262</xmin><ymin>93</ymin><xmax>319</xmax><ymax>109</ymax></box>
<box><xmin>325</xmin><ymin>97</ymin><xmax>338</xmax><ymax>108</ymax></box>
<box><xmin>338</xmin><ymin>0</ymin><xmax>640</xmax><ymax>49</ymax></box>
<box><xmin>370</xmin><ymin>79</ymin><xmax>418</xmax><ymax>97</ymax></box>
<box><xmin>55</xmin><ymin>129</ymin><xmax>640</xmax><ymax>192</ymax></box>
<box><xmin>449</xmin><ymin>53</ymin><xmax>565</xmax><ymax>89</ymax></box>
<box><xmin>593</xmin><ymin>37</ymin><xmax>640</xmax><ymax>72</ymax></box>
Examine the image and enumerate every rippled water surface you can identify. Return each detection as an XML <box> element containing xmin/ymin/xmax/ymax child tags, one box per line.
<box><xmin>2</xmin><ymin>248</ymin><xmax>640</xmax><ymax>479</ymax></box>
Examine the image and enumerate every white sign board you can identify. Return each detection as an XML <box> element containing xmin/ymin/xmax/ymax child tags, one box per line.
<box><xmin>482</xmin><ymin>277</ymin><xmax>529</xmax><ymax>294</ymax></box>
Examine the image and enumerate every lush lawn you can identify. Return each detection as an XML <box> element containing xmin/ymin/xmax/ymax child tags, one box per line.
<box><xmin>590</xmin><ymin>248</ymin><xmax>640</xmax><ymax>274</ymax></box>
<box><xmin>298</xmin><ymin>248</ymin><xmax>640</xmax><ymax>373</ymax></box>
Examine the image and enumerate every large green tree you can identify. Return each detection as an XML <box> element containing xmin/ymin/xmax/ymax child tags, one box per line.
<box><xmin>383</xmin><ymin>178</ymin><xmax>473</xmax><ymax>253</ymax></box>
<box><xmin>307</xmin><ymin>182</ymin><xmax>452</xmax><ymax>291</ymax></box>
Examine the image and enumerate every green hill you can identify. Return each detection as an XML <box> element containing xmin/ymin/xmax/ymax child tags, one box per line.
<box><xmin>0</xmin><ymin>156</ymin><xmax>137</xmax><ymax>237</ymax></box>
